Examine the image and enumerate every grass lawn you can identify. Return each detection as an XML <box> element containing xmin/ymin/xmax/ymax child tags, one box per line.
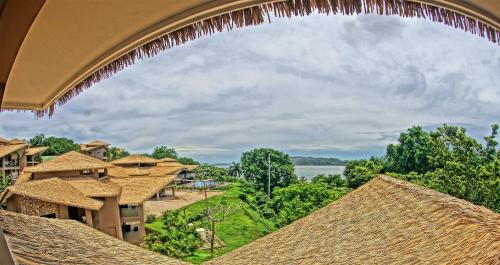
<box><xmin>145</xmin><ymin>183</ymin><xmax>276</xmax><ymax>264</ymax></box>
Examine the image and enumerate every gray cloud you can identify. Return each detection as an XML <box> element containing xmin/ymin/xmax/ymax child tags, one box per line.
<box><xmin>0</xmin><ymin>13</ymin><xmax>499</xmax><ymax>163</ymax></box>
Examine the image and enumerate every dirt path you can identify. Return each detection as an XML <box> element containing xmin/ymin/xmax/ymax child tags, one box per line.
<box><xmin>144</xmin><ymin>190</ymin><xmax>223</xmax><ymax>216</ymax></box>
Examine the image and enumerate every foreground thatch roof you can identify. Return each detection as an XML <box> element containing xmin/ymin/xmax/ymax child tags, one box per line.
<box><xmin>209</xmin><ymin>176</ymin><xmax>500</xmax><ymax>265</ymax></box>
<box><xmin>24</xmin><ymin>146</ymin><xmax>49</xmax><ymax>156</ymax></box>
<box><xmin>2</xmin><ymin>178</ymin><xmax>103</xmax><ymax>210</ymax></box>
<box><xmin>65</xmin><ymin>177</ymin><xmax>121</xmax><ymax>198</ymax></box>
<box><xmin>0</xmin><ymin>143</ymin><xmax>27</xmax><ymax>158</ymax></box>
<box><xmin>111</xmin><ymin>155</ymin><xmax>160</xmax><ymax>166</ymax></box>
<box><xmin>25</xmin><ymin>151</ymin><xmax>114</xmax><ymax>173</ymax></box>
<box><xmin>110</xmin><ymin>176</ymin><xmax>175</xmax><ymax>205</ymax></box>
<box><xmin>0</xmin><ymin>211</ymin><xmax>187</xmax><ymax>265</ymax></box>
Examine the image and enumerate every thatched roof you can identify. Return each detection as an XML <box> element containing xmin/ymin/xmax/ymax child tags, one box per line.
<box><xmin>13</xmin><ymin>172</ymin><xmax>33</xmax><ymax>185</ymax></box>
<box><xmin>0</xmin><ymin>137</ymin><xmax>9</xmax><ymax>144</ymax></box>
<box><xmin>111</xmin><ymin>155</ymin><xmax>160</xmax><ymax>166</ymax></box>
<box><xmin>157</xmin><ymin>159</ymin><xmax>184</xmax><ymax>167</ymax></box>
<box><xmin>24</xmin><ymin>146</ymin><xmax>48</xmax><ymax>156</ymax></box>
<box><xmin>209</xmin><ymin>176</ymin><xmax>500</xmax><ymax>264</ymax></box>
<box><xmin>0</xmin><ymin>211</ymin><xmax>187</xmax><ymax>265</ymax></box>
<box><xmin>0</xmin><ymin>144</ymin><xmax>27</xmax><ymax>158</ymax></box>
<box><xmin>25</xmin><ymin>151</ymin><xmax>114</xmax><ymax>173</ymax></box>
<box><xmin>8</xmin><ymin>139</ymin><xmax>25</xmax><ymax>145</ymax></box>
<box><xmin>2</xmin><ymin>178</ymin><xmax>103</xmax><ymax>210</ymax></box>
<box><xmin>108</xmin><ymin>165</ymin><xmax>183</xmax><ymax>179</ymax></box>
<box><xmin>87</xmin><ymin>140</ymin><xmax>110</xmax><ymax>146</ymax></box>
<box><xmin>65</xmin><ymin>177</ymin><xmax>121</xmax><ymax>198</ymax></box>
<box><xmin>110</xmin><ymin>176</ymin><xmax>175</xmax><ymax>205</ymax></box>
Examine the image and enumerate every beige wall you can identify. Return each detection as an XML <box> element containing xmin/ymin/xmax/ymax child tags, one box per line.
<box><xmin>96</xmin><ymin>196</ymin><xmax>123</xmax><ymax>240</ymax></box>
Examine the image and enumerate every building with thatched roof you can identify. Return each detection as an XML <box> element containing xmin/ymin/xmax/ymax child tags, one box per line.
<box><xmin>111</xmin><ymin>154</ymin><xmax>160</xmax><ymax>167</ymax></box>
<box><xmin>24</xmin><ymin>146</ymin><xmax>48</xmax><ymax>166</ymax></box>
<box><xmin>1</xmin><ymin>151</ymin><xmax>179</xmax><ymax>244</ymax></box>
<box><xmin>23</xmin><ymin>150</ymin><xmax>114</xmax><ymax>181</ymax></box>
<box><xmin>1</xmin><ymin>175</ymin><xmax>124</xmax><ymax>240</ymax></box>
<box><xmin>208</xmin><ymin>176</ymin><xmax>500</xmax><ymax>264</ymax></box>
<box><xmin>0</xmin><ymin>210</ymin><xmax>186</xmax><ymax>265</ymax></box>
<box><xmin>0</xmin><ymin>140</ymin><xmax>28</xmax><ymax>181</ymax></box>
<box><xmin>80</xmin><ymin>140</ymin><xmax>110</xmax><ymax>161</ymax></box>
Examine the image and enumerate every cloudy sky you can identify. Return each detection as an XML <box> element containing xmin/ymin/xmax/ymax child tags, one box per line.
<box><xmin>0</xmin><ymin>13</ymin><xmax>499</xmax><ymax>163</ymax></box>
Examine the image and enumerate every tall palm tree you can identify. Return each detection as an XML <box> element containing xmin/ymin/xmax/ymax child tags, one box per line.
<box><xmin>228</xmin><ymin>162</ymin><xmax>242</xmax><ymax>178</ymax></box>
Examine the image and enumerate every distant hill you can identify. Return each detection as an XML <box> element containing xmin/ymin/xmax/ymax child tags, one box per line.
<box><xmin>291</xmin><ymin>156</ymin><xmax>348</xmax><ymax>166</ymax></box>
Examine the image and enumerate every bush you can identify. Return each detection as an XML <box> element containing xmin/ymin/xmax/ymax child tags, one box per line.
<box><xmin>145</xmin><ymin>214</ymin><xmax>156</xmax><ymax>223</ymax></box>
<box><xmin>145</xmin><ymin>210</ymin><xmax>201</xmax><ymax>258</ymax></box>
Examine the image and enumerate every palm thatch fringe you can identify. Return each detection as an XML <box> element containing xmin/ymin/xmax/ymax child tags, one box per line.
<box><xmin>9</xmin><ymin>0</ymin><xmax>499</xmax><ymax>118</ymax></box>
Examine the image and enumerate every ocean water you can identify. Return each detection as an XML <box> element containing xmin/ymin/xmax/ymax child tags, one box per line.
<box><xmin>294</xmin><ymin>165</ymin><xmax>345</xmax><ymax>179</ymax></box>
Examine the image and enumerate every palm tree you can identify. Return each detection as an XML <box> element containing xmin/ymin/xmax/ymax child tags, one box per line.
<box><xmin>228</xmin><ymin>162</ymin><xmax>242</xmax><ymax>178</ymax></box>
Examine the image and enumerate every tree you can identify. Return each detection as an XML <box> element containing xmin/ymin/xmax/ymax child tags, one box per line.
<box><xmin>42</xmin><ymin>136</ymin><xmax>80</xmax><ymax>155</ymax></box>
<box><xmin>268</xmin><ymin>182</ymin><xmax>350</xmax><ymax>228</ymax></box>
<box><xmin>240</xmin><ymin>148</ymin><xmax>297</xmax><ymax>195</ymax></box>
<box><xmin>151</xmin><ymin>146</ymin><xmax>178</xmax><ymax>160</ymax></box>
<box><xmin>311</xmin><ymin>174</ymin><xmax>347</xmax><ymax>188</ymax></box>
<box><xmin>0</xmin><ymin>172</ymin><xmax>12</xmax><ymax>193</ymax></box>
<box><xmin>385</xmin><ymin>126</ymin><xmax>434</xmax><ymax>174</ymax></box>
<box><xmin>177</xmin><ymin>157</ymin><xmax>199</xmax><ymax>165</ymax></box>
<box><xmin>194</xmin><ymin>164</ymin><xmax>230</xmax><ymax>181</ymax></box>
<box><xmin>344</xmin><ymin>157</ymin><xmax>384</xmax><ymax>189</ymax></box>
<box><xmin>228</xmin><ymin>162</ymin><xmax>242</xmax><ymax>178</ymax></box>
<box><xmin>106</xmin><ymin>147</ymin><xmax>130</xmax><ymax>161</ymax></box>
<box><xmin>28</xmin><ymin>133</ymin><xmax>46</xmax><ymax>147</ymax></box>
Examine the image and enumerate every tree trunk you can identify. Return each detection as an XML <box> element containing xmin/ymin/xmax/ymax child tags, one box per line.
<box><xmin>210</xmin><ymin>220</ymin><xmax>215</xmax><ymax>256</ymax></box>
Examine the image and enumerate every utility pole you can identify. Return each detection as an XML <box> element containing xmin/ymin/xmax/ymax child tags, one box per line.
<box><xmin>268</xmin><ymin>153</ymin><xmax>271</xmax><ymax>199</ymax></box>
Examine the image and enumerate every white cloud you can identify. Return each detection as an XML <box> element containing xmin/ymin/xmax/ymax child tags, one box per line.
<box><xmin>1</xmin><ymin>13</ymin><xmax>498</xmax><ymax>162</ymax></box>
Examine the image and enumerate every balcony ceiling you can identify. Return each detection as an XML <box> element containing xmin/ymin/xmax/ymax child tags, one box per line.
<box><xmin>0</xmin><ymin>0</ymin><xmax>498</xmax><ymax>116</ymax></box>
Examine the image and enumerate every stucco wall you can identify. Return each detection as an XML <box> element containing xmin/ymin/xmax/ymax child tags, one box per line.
<box><xmin>96</xmin><ymin>196</ymin><xmax>122</xmax><ymax>239</ymax></box>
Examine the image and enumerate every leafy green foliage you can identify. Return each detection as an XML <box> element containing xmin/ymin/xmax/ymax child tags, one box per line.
<box><xmin>106</xmin><ymin>147</ymin><xmax>130</xmax><ymax>161</ymax></box>
<box><xmin>311</xmin><ymin>174</ymin><xmax>347</xmax><ymax>188</ymax></box>
<box><xmin>177</xmin><ymin>157</ymin><xmax>200</xmax><ymax>165</ymax></box>
<box><xmin>269</xmin><ymin>183</ymin><xmax>350</xmax><ymax>227</ymax></box>
<box><xmin>344</xmin><ymin>124</ymin><xmax>500</xmax><ymax>213</ymax></box>
<box><xmin>144</xmin><ymin>210</ymin><xmax>201</xmax><ymax>258</ymax></box>
<box><xmin>0</xmin><ymin>173</ymin><xmax>12</xmax><ymax>193</ymax></box>
<box><xmin>239</xmin><ymin>180</ymin><xmax>350</xmax><ymax>228</ymax></box>
<box><xmin>151</xmin><ymin>146</ymin><xmax>178</xmax><ymax>160</ymax></box>
<box><xmin>32</xmin><ymin>135</ymin><xmax>80</xmax><ymax>155</ymax></box>
<box><xmin>228</xmin><ymin>162</ymin><xmax>242</xmax><ymax>178</ymax></box>
<box><xmin>344</xmin><ymin>157</ymin><xmax>384</xmax><ymax>188</ymax></box>
<box><xmin>28</xmin><ymin>133</ymin><xmax>45</xmax><ymax>147</ymax></box>
<box><xmin>146</xmin><ymin>184</ymin><xmax>275</xmax><ymax>264</ymax></box>
<box><xmin>194</xmin><ymin>164</ymin><xmax>231</xmax><ymax>181</ymax></box>
<box><xmin>240</xmin><ymin>148</ymin><xmax>297</xmax><ymax>194</ymax></box>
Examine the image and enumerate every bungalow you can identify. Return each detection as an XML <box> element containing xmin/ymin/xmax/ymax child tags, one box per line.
<box><xmin>0</xmin><ymin>140</ymin><xmax>28</xmax><ymax>181</ymax></box>
<box><xmin>1</xmin><ymin>151</ymin><xmax>178</xmax><ymax>244</ymax></box>
<box><xmin>1</xmin><ymin>151</ymin><xmax>123</xmax><ymax>239</ymax></box>
<box><xmin>24</xmin><ymin>146</ymin><xmax>49</xmax><ymax>166</ymax></box>
<box><xmin>80</xmin><ymin>140</ymin><xmax>110</xmax><ymax>161</ymax></box>
<box><xmin>157</xmin><ymin>157</ymin><xmax>199</xmax><ymax>181</ymax></box>
<box><xmin>107</xmin><ymin>155</ymin><xmax>184</xmax><ymax>243</ymax></box>
<box><xmin>208</xmin><ymin>176</ymin><xmax>500</xmax><ymax>264</ymax></box>
<box><xmin>0</xmin><ymin>210</ymin><xmax>186</xmax><ymax>265</ymax></box>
